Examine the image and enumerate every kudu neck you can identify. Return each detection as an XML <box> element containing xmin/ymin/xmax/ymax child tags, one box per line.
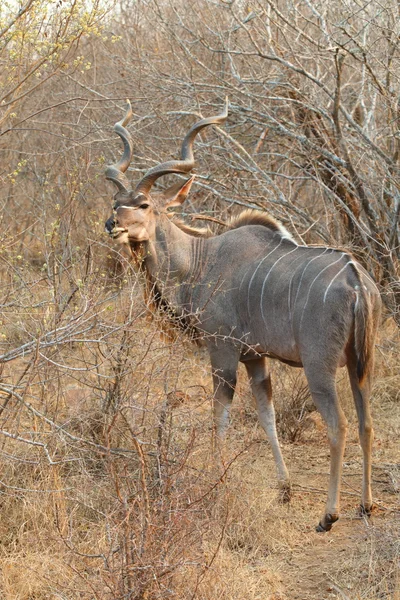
<box><xmin>143</xmin><ymin>213</ymin><xmax>198</xmax><ymax>285</ymax></box>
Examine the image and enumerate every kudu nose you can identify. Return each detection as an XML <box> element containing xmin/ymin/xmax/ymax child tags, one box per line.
<box><xmin>105</xmin><ymin>216</ymin><xmax>115</xmax><ymax>234</ymax></box>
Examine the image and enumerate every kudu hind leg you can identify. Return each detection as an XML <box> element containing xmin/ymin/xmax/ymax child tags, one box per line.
<box><xmin>347</xmin><ymin>362</ymin><xmax>374</xmax><ymax>515</ymax></box>
<box><xmin>304</xmin><ymin>366</ymin><xmax>348</xmax><ymax>531</ymax></box>
<box><xmin>245</xmin><ymin>358</ymin><xmax>291</xmax><ymax>501</ymax></box>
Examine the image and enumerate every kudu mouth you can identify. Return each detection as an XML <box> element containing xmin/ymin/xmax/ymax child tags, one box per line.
<box><xmin>110</xmin><ymin>226</ymin><xmax>128</xmax><ymax>240</ymax></box>
<box><xmin>105</xmin><ymin>214</ymin><xmax>126</xmax><ymax>239</ymax></box>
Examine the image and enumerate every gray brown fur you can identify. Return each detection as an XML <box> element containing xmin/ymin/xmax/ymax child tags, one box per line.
<box><xmin>104</xmin><ymin>101</ymin><xmax>382</xmax><ymax>532</ymax></box>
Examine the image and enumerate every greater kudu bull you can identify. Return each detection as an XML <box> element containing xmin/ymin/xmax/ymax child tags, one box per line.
<box><xmin>104</xmin><ymin>100</ymin><xmax>381</xmax><ymax>532</ymax></box>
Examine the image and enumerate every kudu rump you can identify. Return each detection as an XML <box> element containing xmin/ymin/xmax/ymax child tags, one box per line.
<box><xmin>105</xmin><ymin>100</ymin><xmax>381</xmax><ymax>532</ymax></box>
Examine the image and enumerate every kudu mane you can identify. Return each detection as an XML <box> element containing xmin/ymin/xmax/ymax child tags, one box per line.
<box><xmin>171</xmin><ymin>209</ymin><xmax>293</xmax><ymax>241</ymax></box>
<box><xmin>227</xmin><ymin>209</ymin><xmax>294</xmax><ymax>240</ymax></box>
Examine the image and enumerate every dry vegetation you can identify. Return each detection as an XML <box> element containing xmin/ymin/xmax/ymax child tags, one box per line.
<box><xmin>0</xmin><ymin>0</ymin><xmax>399</xmax><ymax>598</ymax></box>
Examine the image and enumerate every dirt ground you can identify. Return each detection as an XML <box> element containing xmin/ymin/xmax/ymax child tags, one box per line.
<box><xmin>211</xmin><ymin>390</ymin><xmax>400</xmax><ymax>600</ymax></box>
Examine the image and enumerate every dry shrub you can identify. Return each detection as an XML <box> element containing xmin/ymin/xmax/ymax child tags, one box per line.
<box><xmin>0</xmin><ymin>287</ymin><xmax>226</xmax><ymax>599</ymax></box>
<box><xmin>1</xmin><ymin>553</ymin><xmax>73</xmax><ymax>600</ymax></box>
<box><xmin>272</xmin><ymin>367</ymin><xmax>314</xmax><ymax>443</ymax></box>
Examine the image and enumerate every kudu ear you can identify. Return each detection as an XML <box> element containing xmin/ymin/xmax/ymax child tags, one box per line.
<box><xmin>164</xmin><ymin>176</ymin><xmax>195</xmax><ymax>209</ymax></box>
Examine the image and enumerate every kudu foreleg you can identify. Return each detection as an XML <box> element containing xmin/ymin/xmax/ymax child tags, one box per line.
<box><xmin>245</xmin><ymin>358</ymin><xmax>291</xmax><ymax>502</ymax></box>
<box><xmin>209</xmin><ymin>355</ymin><xmax>238</xmax><ymax>476</ymax></box>
<box><xmin>210</xmin><ymin>350</ymin><xmax>238</xmax><ymax>441</ymax></box>
<box><xmin>305</xmin><ymin>367</ymin><xmax>348</xmax><ymax>532</ymax></box>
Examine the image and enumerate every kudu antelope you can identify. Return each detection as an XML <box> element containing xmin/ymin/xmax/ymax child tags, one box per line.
<box><xmin>104</xmin><ymin>100</ymin><xmax>381</xmax><ymax>532</ymax></box>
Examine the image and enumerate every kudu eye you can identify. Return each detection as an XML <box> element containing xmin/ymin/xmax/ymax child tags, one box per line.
<box><xmin>139</xmin><ymin>203</ymin><xmax>149</xmax><ymax>210</ymax></box>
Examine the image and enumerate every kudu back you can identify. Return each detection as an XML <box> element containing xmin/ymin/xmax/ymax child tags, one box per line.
<box><xmin>104</xmin><ymin>100</ymin><xmax>381</xmax><ymax>532</ymax></box>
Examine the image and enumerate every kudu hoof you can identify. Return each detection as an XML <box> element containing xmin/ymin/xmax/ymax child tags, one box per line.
<box><xmin>359</xmin><ymin>503</ymin><xmax>374</xmax><ymax>517</ymax></box>
<box><xmin>316</xmin><ymin>513</ymin><xmax>339</xmax><ymax>532</ymax></box>
<box><xmin>278</xmin><ymin>482</ymin><xmax>292</xmax><ymax>504</ymax></box>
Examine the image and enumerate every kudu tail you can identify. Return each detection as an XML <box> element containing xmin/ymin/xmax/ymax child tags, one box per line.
<box><xmin>353</xmin><ymin>277</ymin><xmax>374</xmax><ymax>384</ymax></box>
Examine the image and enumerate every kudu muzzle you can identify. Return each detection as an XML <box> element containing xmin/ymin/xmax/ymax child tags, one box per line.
<box><xmin>105</xmin><ymin>215</ymin><xmax>115</xmax><ymax>235</ymax></box>
<box><xmin>105</xmin><ymin>213</ymin><xmax>129</xmax><ymax>240</ymax></box>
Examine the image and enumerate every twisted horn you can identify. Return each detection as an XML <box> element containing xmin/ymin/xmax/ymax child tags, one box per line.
<box><xmin>105</xmin><ymin>100</ymin><xmax>134</xmax><ymax>193</ymax></box>
<box><xmin>134</xmin><ymin>97</ymin><xmax>229</xmax><ymax>196</ymax></box>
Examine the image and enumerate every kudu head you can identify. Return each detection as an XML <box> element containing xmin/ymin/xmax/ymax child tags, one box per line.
<box><xmin>105</xmin><ymin>99</ymin><xmax>228</xmax><ymax>245</ymax></box>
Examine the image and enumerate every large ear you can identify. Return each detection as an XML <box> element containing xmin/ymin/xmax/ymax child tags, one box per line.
<box><xmin>164</xmin><ymin>176</ymin><xmax>195</xmax><ymax>209</ymax></box>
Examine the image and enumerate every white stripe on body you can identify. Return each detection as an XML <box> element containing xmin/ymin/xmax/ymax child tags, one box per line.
<box><xmin>299</xmin><ymin>253</ymin><xmax>347</xmax><ymax>329</ymax></box>
<box><xmin>259</xmin><ymin>247</ymin><xmax>299</xmax><ymax>326</ymax></box>
<box><xmin>323</xmin><ymin>260</ymin><xmax>350</xmax><ymax>304</ymax></box>
<box><xmin>247</xmin><ymin>238</ymin><xmax>283</xmax><ymax>317</ymax></box>
<box><xmin>287</xmin><ymin>250</ymin><xmax>315</xmax><ymax>326</ymax></box>
<box><xmin>292</xmin><ymin>248</ymin><xmax>332</xmax><ymax>312</ymax></box>
<box><xmin>238</xmin><ymin>245</ymin><xmax>272</xmax><ymax>297</ymax></box>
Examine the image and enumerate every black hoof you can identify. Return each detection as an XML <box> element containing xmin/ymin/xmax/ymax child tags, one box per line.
<box><xmin>278</xmin><ymin>483</ymin><xmax>292</xmax><ymax>504</ymax></box>
<box><xmin>359</xmin><ymin>504</ymin><xmax>373</xmax><ymax>517</ymax></box>
<box><xmin>316</xmin><ymin>513</ymin><xmax>339</xmax><ymax>532</ymax></box>
<box><xmin>316</xmin><ymin>521</ymin><xmax>330</xmax><ymax>532</ymax></box>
